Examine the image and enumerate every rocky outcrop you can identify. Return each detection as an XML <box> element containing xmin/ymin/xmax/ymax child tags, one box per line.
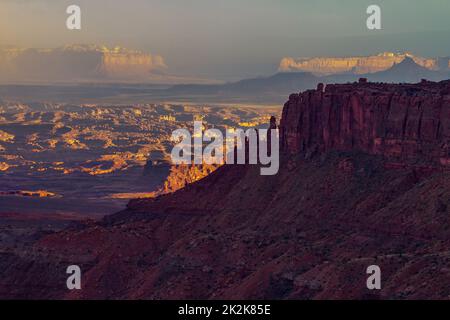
<box><xmin>280</xmin><ymin>79</ymin><xmax>450</xmax><ymax>169</ymax></box>
<box><xmin>141</xmin><ymin>160</ymin><xmax>219</xmax><ymax>198</ymax></box>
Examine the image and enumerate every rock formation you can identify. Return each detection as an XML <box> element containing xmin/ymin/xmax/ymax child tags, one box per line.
<box><xmin>0</xmin><ymin>45</ymin><xmax>167</xmax><ymax>83</ymax></box>
<box><xmin>279</xmin><ymin>52</ymin><xmax>449</xmax><ymax>75</ymax></box>
<box><xmin>142</xmin><ymin>159</ymin><xmax>219</xmax><ymax>197</ymax></box>
<box><xmin>280</xmin><ymin>79</ymin><xmax>450</xmax><ymax>169</ymax></box>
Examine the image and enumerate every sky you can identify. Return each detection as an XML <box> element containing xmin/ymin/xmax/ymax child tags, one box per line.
<box><xmin>1</xmin><ymin>0</ymin><xmax>449</xmax><ymax>80</ymax></box>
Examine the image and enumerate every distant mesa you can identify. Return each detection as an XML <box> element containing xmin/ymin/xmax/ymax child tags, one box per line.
<box><xmin>0</xmin><ymin>44</ymin><xmax>167</xmax><ymax>83</ymax></box>
<box><xmin>279</xmin><ymin>52</ymin><xmax>450</xmax><ymax>75</ymax></box>
<box><xmin>165</xmin><ymin>58</ymin><xmax>450</xmax><ymax>104</ymax></box>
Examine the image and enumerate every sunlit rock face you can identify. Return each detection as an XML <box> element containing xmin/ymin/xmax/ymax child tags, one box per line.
<box><xmin>0</xmin><ymin>45</ymin><xmax>167</xmax><ymax>83</ymax></box>
<box><xmin>280</xmin><ymin>79</ymin><xmax>450</xmax><ymax>169</ymax></box>
<box><xmin>279</xmin><ymin>52</ymin><xmax>448</xmax><ymax>75</ymax></box>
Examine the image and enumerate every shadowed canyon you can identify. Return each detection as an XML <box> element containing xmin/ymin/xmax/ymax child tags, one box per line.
<box><xmin>0</xmin><ymin>79</ymin><xmax>449</xmax><ymax>299</ymax></box>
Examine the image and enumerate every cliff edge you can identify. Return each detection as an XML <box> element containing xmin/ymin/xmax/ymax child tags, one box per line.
<box><xmin>281</xmin><ymin>79</ymin><xmax>450</xmax><ymax>169</ymax></box>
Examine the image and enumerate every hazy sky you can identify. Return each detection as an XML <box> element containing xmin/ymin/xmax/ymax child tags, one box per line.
<box><xmin>1</xmin><ymin>0</ymin><xmax>449</xmax><ymax>80</ymax></box>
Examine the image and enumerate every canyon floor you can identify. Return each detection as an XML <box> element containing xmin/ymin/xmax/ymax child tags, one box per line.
<box><xmin>0</xmin><ymin>102</ymin><xmax>279</xmax><ymax>215</ymax></box>
<box><xmin>0</xmin><ymin>102</ymin><xmax>279</xmax><ymax>296</ymax></box>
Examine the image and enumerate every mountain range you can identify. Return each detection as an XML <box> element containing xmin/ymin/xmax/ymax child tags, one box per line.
<box><xmin>161</xmin><ymin>57</ymin><xmax>450</xmax><ymax>103</ymax></box>
<box><xmin>0</xmin><ymin>46</ymin><xmax>449</xmax><ymax>105</ymax></box>
<box><xmin>1</xmin><ymin>47</ymin><xmax>449</xmax><ymax>91</ymax></box>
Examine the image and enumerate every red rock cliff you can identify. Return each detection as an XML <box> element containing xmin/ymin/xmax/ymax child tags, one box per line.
<box><xmin>280</xmin><ymin>79</ymin><xmax>450</xmax><ymax>168</ymax></box>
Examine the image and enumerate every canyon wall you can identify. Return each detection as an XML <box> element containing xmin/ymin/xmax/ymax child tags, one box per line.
<box><xmin>1</xmin><ymin>81</ymin><xmax>450</xmax><ymax>300</ymax></box>
<box><xmin>280</xmin><ymin>79</ymin><xmax>450</xmax><ymax>168</ymax></box>
<box><xmin>279</xmin><ymin>52</ymin><xmax>447</xmax><ymax>75</ymax></box>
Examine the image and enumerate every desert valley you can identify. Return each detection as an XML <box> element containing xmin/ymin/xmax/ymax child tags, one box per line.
<box><xmin>0</xmin><ymin>74</ymin><xmax>449</xmax><ymax>298</ymax></box>
<box><xmin>1</xmin><ymin>2</ymin><xmax>450</xmax><ymax>300</ymax></box>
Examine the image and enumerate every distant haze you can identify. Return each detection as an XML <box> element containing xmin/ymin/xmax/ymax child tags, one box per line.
<box><xmin>1</xmin><ymin>0</ymin><xmax>449</xmax><ymax>81</ymax></box>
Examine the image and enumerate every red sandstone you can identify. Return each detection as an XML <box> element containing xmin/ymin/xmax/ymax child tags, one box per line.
<box><xmin>280</xmin><ymin>80</ymin><xmax>450</xmax><ymax>169</ymax></box>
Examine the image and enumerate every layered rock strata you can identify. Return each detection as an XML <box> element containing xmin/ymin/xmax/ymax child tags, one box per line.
<box><xmin>280</xmin><ymin>80</ymin><xmax>450</xmax><ymax>169</ymax></box>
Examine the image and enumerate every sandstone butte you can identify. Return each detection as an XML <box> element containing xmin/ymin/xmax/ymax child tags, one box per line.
<box><xmin>1</xmin><ymin>80</ymin><xmax>449</xmax><ymax>300</ymax></box>
<box><xmin>281</xmin><ymin>79</ymin><xmax>450</xmax><ymax>170</ymax></box>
